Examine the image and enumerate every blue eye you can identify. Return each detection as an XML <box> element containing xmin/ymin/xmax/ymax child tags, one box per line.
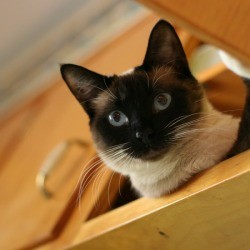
<box><xmin>108</xmin><ymin>111</ymin><xmax>129</xmax><ymax>127</ymax></box>
<box><xmin>154</xmin><ymin>93</ymin><xmax>171</xmax><ymax>112</ymax></box>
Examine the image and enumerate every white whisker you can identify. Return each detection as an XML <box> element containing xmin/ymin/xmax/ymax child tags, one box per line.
<box><xmin>103</xmin><ymin>76</ymin><xmax>117</xmax><ymax>99</ymax></box>
<box><xmin>92</xmin><ymin>165</ymin><xmax>107</xmax><ymax>208</ymax></box>
<box><xmin>107</xmin><ymin>171</ymin><xmax>116</xmax><ymax>208</ymax></box>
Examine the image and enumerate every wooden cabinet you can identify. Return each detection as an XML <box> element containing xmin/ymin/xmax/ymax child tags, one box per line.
<box><xmin>0</xmin><ymin>82</ymin><xmax>96</xmax><ymax>249</ymax></box>
<box><xmin>71</xmin><ymin>151</ymin><xmax>250</xmax><ymax>250</ymax></box>
<box><xmin>136</xmin><ymin>0</ymin><xmax>250</xmax><ymax>64</ymax></box>
<box><xmin>0</xmin><ymin>14</ymin><xmax>160</xmax><ymax>249</ymax></box>
<box><xmin>1</xmin><ymin>7</ymin><xmax>250</xmax><ymax>249</ymax></box>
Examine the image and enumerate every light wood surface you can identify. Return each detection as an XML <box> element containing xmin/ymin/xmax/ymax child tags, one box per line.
<box><xmin>205</xmin><ymin>68</ymin><xmax>246</xmax><ymax>116</ymax></box>
<box><xmin>137</xmin><ymin>0</ymin><xmax>250</xmax><ymax>64</ymax></box>
<box><xmin>71</xmin><ymin>150</ymin><xmax>250</xmax><ymax>249</ymax></box>
<box><xmin>0</xmin><ymin>14</ymin><xmax>161</xmax><ymax>250</ymax></box>
<box><xmin>0</xmin><ymin>82</ymin><xmax>95</xmax><ymax>249</ymax></box>
<box><xmin>196</xmin><ymin>63</ymin><xmax>226</xmax><ymax>84</ymax></box>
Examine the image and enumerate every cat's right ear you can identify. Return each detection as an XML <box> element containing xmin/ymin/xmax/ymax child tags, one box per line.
<box><xmin>142</xmin><ymin>20</ymin><xmax>190</xmax><ymax>75</ymax></box>
<box><xmin>60</xmin><ymin>64</ymin><xmax>108</xmax><ymax>118</ymax></box>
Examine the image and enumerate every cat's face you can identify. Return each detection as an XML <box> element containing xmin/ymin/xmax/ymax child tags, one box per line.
<box><xmin>61</xmin><ymin>20</ymin><xmax>205</xmax><ymax>170</ymax></box>
<box><xmin>90</xmin><ymin>67</ymin><xmax>203</xmax><ymax>162</ymax></box>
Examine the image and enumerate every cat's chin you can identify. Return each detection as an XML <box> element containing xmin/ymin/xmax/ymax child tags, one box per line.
<box><xmin>135</xmin><ymin>148</ymin><xmax>167</xmax><ymax>162</ymax></box>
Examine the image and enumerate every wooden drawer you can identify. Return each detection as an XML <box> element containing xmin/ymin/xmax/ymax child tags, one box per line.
<box><xmin>136</xmin><ymin>0</ymin><xmax>250</xmax><ymax>64</ymax></box>
<box><xmin>0</xmin><ymin>14</ymin><xmax>161</xmax><ymax>250</ymax></box>
<box><xmin>71</xmin><ymin>150</ymin><xmax>250</xmax><ymax>249</ymax></box>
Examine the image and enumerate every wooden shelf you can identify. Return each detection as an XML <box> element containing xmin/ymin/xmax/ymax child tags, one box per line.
<box><xmin>136</xmin><ymin>0</ymin><xmax>250</xmax><ymax>64</ymax></box>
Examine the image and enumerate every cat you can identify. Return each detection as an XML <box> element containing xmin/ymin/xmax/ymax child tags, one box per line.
<box><xmin>60</xmin><ymin>20</ymin><xmax>249</xmax><ymax>197</ymax></box>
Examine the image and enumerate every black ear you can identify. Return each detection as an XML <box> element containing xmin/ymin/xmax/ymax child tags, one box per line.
<box><xmin>143</xmin><ymin>20</ymin><xmax>190</xmax><ymax>75</ymax></box>
<box><xmin>60</xmin><ymin>64</ymin><xmax>108</xmax><ymax>117</ymax></box>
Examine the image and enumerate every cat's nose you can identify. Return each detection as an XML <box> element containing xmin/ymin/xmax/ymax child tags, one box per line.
<box><xmin>135</xmin><ymin>128</ymin><xmax>153</xmax><ymax>145</ymax></box>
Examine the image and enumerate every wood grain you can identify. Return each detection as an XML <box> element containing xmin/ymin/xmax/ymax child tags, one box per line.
<box><xmin>205</xmin><ymin>68</ymin><xmax>246</xmax><ymax>116</ymax></box>
<box><xmin>0</xmin><ymin>14</ymin><xmax>161</xmax><ymax>250</ymax></box>
<box><xmin>71</xmin><ymin>150</ymin><xmax>250</xmax><ymax>249</ymax></box>
<box><xmin>137</xmin><ymin>0</ymin><xmax>250</xmax><ymax>64</ymax></box>
<box><xmin>0</xmin><ymin>83</ymin><xmax>95</xmax><ymax>249</ymax></box>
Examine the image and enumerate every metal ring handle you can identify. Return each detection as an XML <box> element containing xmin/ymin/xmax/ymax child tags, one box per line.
<box><xmin>36</xmin><ymin>139</ymin><xmax>88</xmax><ymax>198</ymax></box>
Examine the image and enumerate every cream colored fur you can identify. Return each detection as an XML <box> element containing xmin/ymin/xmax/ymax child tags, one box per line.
<box><xmin>97</xmin><ymin>99</ymin><xmax>239</xmax><ymax>197</ymax></box>
<box><xmin>95</xmin><ymin>58</ymin><xmax>243</xmax><ymax>197</ymax></box>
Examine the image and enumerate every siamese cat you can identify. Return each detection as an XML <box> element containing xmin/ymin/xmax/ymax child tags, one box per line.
<box><xmin>60</xmin><ymin>20</ymin><xmax>250</xmax><ymax>197</ymax></box>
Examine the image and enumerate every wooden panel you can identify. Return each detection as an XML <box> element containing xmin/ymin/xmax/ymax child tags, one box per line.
<box><xmin>205</xmin><ymin>69</ymin><xmax>246</xmax><ymax>116</ymax></box>
<box><xmin>76</xmin><ymin>14</ymin><xmax>199</xmax><ymax>75</ymax></box>
<box><xmin>136</xmin><ymin>0</ymin><xmax>250</xmax><ymax>64</ymax></box>
<box><xmin>0</xmin><ymin>105</ymin><xmax>37</xmax><ymax>172</ymax></box>
<box><xmin>79</xmin><ymin>14</ymin><xmax>159</xmax><ymax>75</ymax></box>
<box><xmin>71</xmin><ymin>150</ymin><xmax>250</xmax><ymax>249</ymax></box>
<box><xmin>0</xmin><ymin>14</ymin><xmax>161</xmax><ymax>250</ymax></box>
<box><xmin>196</xmin><ymin>63</ymin><xmax>226</xmax><ymax>84</ymax></box>
<box><xmin>0</xmin><ymin>83</ymin><xmax>96</xmax><ymax>249</ymax></box>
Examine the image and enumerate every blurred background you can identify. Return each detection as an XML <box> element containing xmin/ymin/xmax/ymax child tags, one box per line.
<box><xmin>0</xmin><ymin>0</ymin><xmax>146</xmax><ymax>119</ymax></box>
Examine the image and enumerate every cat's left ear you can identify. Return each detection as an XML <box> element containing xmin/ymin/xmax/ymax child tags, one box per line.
<box><xmin>143</xmin><ymin>20</ymin><xmax>190</xmax><ymax>75</ymax></box>
<box><xmin>60</xmin><ymin>64</ymin><xmax>108</xmax><ymax>118</ymax></box>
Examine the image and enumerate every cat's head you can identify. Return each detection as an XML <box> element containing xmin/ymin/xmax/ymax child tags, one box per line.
<box><xmin>61</xmin><ymin>20</ymin><xmax>205</xmax><ymax>173</ymax></box>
